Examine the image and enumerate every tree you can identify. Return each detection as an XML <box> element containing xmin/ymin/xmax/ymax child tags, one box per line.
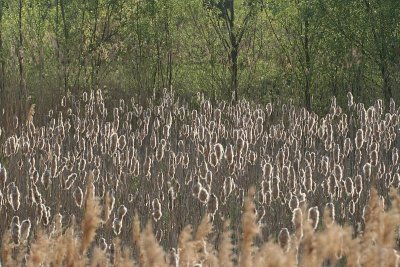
<box><xmin>203</xmin><ymin>0</ymin><xmax>260</xmax><ymax>102</ymax></box>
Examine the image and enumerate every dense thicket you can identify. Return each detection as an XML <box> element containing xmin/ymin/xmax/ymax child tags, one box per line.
<box><xmin>0</xmin><ymin>0</ymin><xmax>399</xmax><ymax>128</ymax></box>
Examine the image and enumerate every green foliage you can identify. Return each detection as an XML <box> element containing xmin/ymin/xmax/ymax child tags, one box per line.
<box><xmin>0</xmin><ymin>0</ymin><xmax>398</xmax><ymax>117</ymax></box>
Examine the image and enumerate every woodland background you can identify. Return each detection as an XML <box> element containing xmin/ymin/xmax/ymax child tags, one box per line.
<box><xmin>0</xmin><ymin>0</ymin><xmax>399</xmax><ymax>127</ymax></box>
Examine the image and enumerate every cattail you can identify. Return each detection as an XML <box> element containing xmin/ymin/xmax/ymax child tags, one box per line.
<box><xmin>168</xmin><ymin>248</ymin><xmax>180</xmax><ymax>267</ymax></box>
<box><xmin>214</xmin><ymin>143</ymin><xmax>224</xmax><ymax>161</ymax></box>
<box><xmin>192</xmin><ymin>182</ymin><xmax>202</xmax><ymax>197</ymax></box>
<box><xmin>152</xmin><ymin>209</ymin><xmax>162</xmax><ymax>222</ymax></box>
<box><xmin>276</xmin><ymin>149</ymin><xmax>285</xmax><ymax>169</ymax></box>
<box><xmin>354</xmin><ymin>174</ymin><xmax>363</xmax><ymax>194</ymax></box>
<box><xmin>11</xmin><ymin>216</ymin><xmax>20</xmax><ymax>245</ymax></box>
<box><xmin>370</xmin><ymin>150</ymin><xmax>378</xmax><ymax>166</ymax></box>
<box><xmin>156</xmin><ymin>143</ymin><xmax>164</xmax><ymax>162</ymax></box>
<box><xmin>347</xmin><ymin>91</ymin><xmax>354</xmax><ymax>107</ymax></box>
<box><xmin>333</xmin><ymin>144</ymin><xmax>341</xmax><ymax>164</ymax></box>
<box><xmin>168</xmin><ymin>186</ymin><xmax>176</xmax><ymax>211</ymax></box>
<box><xmin>225</xmin><ymin>144</ymin><xmax>234</xmax><ymax>165</ymax></box>
<box><xmin>73</xmin><ymin>187</ymin><xmax>84</xmax><ymax>208</ymax></box>
<box><xmin>355</xmin><ymin>148</ymin><xmax>362</xmax><ymax>165</ymax></box>
<box><xmin>278</xmin><ymin>228</ymin><xmax>291</xmax><ymax>252</ymax></box>
<box><xmin>355</xmin><ymin>129</ymin><xmax>364</xmax><ymax>150</ymax></box>
<box><xmin>263</xmin><ymin>162</ymin><xmax>273</xmax><ymax>180</ymax></box>
<box><xmin>319</xmin><ymin>156</ymin><xmax>329</xmax><ymax>176</ymax></box>
<box><xmin>0</xmin><ymin>166</ymin><xmax>7</xmax><ymax>187</ymax></box>
<box><xmin>78</xmin><ymin>158</ymin><xmax>86</xmax><ymax>172</ymax></box>
<box><xmin>110</xmin><ymin>132</ymin><xmax>118</xmax><ymax>154</ymax></box>
<box><xmin>155</xmin><ymin>229</ymin><xmax>164</xmax><ymax>243</ymax></box>
<box><xmin>198</xmin><ymin>187</ymin><xmax>209</xmax><ymax>204</ymax></box>
<box><xmin>392</xmin><ymin>173</ymin><xmax>400</xmax><ymax>188</ymax></box>
<box><xmin>343</xmin><ymin>138</ymin><xmax>352</xmax><ymax>156</ymax></box>
<box><xmin>308</xmin><ymin>206</ymin><xmax>319</xmax><ymax>230</ymax></box>
<box><xmin>333</xmin><ymin>164</ymin><xmax>343</xmax><ymax>182</ymax></box>
<box><xmin>41</xmin><ymin>169</ymin><xmax>51</xmax><ymax>189</ymax></box>
<box><xmin>64</xmin><ymin>173</ymin><xmax>76</xmax><ymax>190</ymax></box>
<box><xmin>304</xmin><ymin>165</ymin><xmax>313</xmax><ymax>192</ymax></box>
<box><xmin>392</xmin><ymin>147</ymin><xmax>398</xmax><ymax>166</ymax></box>
<box><xmin>112</xmin><ymin>218</ymin><xmax>123</xmax><ymax>235</ymax></box>
<box><xmin>363</xmin><ymin>163</ymin><xmax>371</xmax><ymax>179</ymax></box>
<box><xmin>209</xmin><ymin>152</ymin><xmax>218</xmax><ymax>168</ymax></box>
<box><xmin>144</xmin><ymin>156</ymin><xmax>152</xmax><ymax>177</ymax></box>
<box><xmin>289</xmin><ymin>195</ymin><xmax>299</xmax><ymax>211</ymax></box>
<box><xmin>348</xmin><ymin>200</ymin><xmax>355</xmax><ymax>215</ymax></box>
<box><xmin>292</xmin><ymin>208</ymin><xmax>303</xmax><ymax>240</ymax></box>
<box><xmin>20</xmin><ymin>219</ymin><xmax>31</xmax><ymax>242</ymax></box>
<box><xmin>152</xmin><ymin>198</ymin><xmax>161</xmax><ymax>211</ymax></box>
<box><xmin>271</xmin><ymin>177</ymin><xmax>280</xmax><ymax>199</ymax></box>
<box><xmin>344</xmin><ymin>177</ymin><xmax>354</xmax><ymax>195</ymax></box>
<box><xmin>9</xmin><ymin>185</ymin><xmax>20</xmax><ymax>211</ymax></box>
<box><xmin>30</xmin><ymin>169</ymin><xmax>40</xmax><ymax>184</ymax></box>
<box><xmin>117</xmin><ymin>205</ymin><xmax>127</xmax><ymax>220</ymax></box>
<box><xmin>118</xmin><ymin>135</ymin><xmax>126</xmax><ymax>151</ymax></box>
<box><xmin>133</xmin><ymin>159</ymin><xmax>140</xmax><ymax>177</ymax></box>
<box><xmin>99</xmin><ymin>238</ymin><xmax>108</xmax><ymax>252</ymax></box>
<box><xmin>41</xmin><ymin>204</ymin><xmax>50</xmax><ymax>225</ymax></box>
<box><xmin>207</xmin><ymin>193</ymin><xmax>218</xmax><ymax>215</ymax></box>
<box><xmin>324</xmin><ymin>202</ymin><xmax>335</xmax><ymax>225</ymax></box>
<box><xmin>328</xmin><ymin>175</ymin><xmax>337</xmax><ymax>196</ymax></box>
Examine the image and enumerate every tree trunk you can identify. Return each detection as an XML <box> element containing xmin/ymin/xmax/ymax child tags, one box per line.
<box><xmin>231</xmin><ymin>43</ymin><xmax>239</xmax><ymax>103</ymax></box>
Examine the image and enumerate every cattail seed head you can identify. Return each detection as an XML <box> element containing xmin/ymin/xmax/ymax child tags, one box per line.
<box><xmin>0</xmin><ymin>167</ymin><xmax>7</xmax><ymax>187</ymax></box>
<box><xmin>304</xmin><ymin>165</ymin><xmax>313</xmax><ymax>192</ymax></box>
<box><xmin>370</xmin><ymin>150</ymin><xmax>378</xmax><ymax>166</ymax></box>
<box><xmin>271</xmin><ymin>177</ymin><xmax>280</xmax><ymax>199</ymax></box>
<box><xmin>328</xmin><ymin>175</ymin><xmax>338</xmax><ymax>196</ymax></box>
<box><xmin>99</xmin><ymin>238</ymin><xmax>108</xmax><ymax>252</ymax></box>
<box><xmin>347</xmin><ymin>91</ymin><xmax>354</xmax><ymax>107</ymax></box>
<box><xmin>73</xmin><ymin>187</ymin><xmax>84</xmax><ymax>208</ymax></box>
<box><xmin>198</xmin><ymin>187</ymin><xmax>209</xmax><ymax>203</ymax></box>
<box><xmin>324</xmin><ymin>202</ymin><xmax>335</xmax><ymax>225</ymax></box>
<box><xmin>9</xmin><ymin>185</ymin><xmax>20</xmax><ymax>211</ymax></box>
<box><xmin>263</xmin><ymin>162</ymin><xmax>273</xmax><ymax>180</ymax></box>
<box><xmin>11</xmin><ymin>216</ymin><xmax>20</xmax><ymax>245</ymax></box>
<box><xmin>192</xmin><ymin>182</ymin><xmax>202</xmax><ymax>197</ymax></box>
<box><xmin>152</xmin><ymin>209</ymin><xmax>162</xmax><ymax>222</ymax></box>
<box><xmin>41</xmin><ymin>169</ymin><xmax>51</xmax><ymax>189</ymax></box>
<box><xmin>363</xmin><ymin>163</ymin><xmax>371</xmax><ymax>179</ymax></box>
<box><xmin>292</xmin><ymin>208</ymin><xmax>303</xmax><ymax>240</ymax></box>
<box><xmin>289</xmin><ymin>195</ymin><xmax>299</xmax><ymax>211</ymax></box>
<box><xmin>355</xmin><ymin>129</ymin><xmax>364</xmax><ymax>150</ymax></box>
<box><xmin>348</xmin><ymin>200</ymin><xmax>356</xmax><ymax>215</ymax></box>
<box><xmin>20</xmin><ymin>219</ymin><xmax>31</xmax><ymax>242</ymax></box>
<box><xmin>207</xmin><ymin>193</ymin><xmax>218</xmax><ymax>215</ymax></box>
<box><xmin>112</xmin><ymin>218</ymin><xmax>123</xmax><ymax>235</ymax></box>
<box><xmin>308</xmin><ymin>206</ymin><xmax>319</xmax><ymax>230</ymax></box>
<box><xmin>392</xmin><ymin>148</ymin><xmax>398</xmax><ymax>166</ymax></box>
<box><xmin>117</xmin><ymin>205</ymin><xmax>127</xmax><ymax>219</ymax></box>
<box><xmin>225</xmin><ymin>144</ymin><xmax>234</xmax><ymax>165</ymax></box>
<box><xmin>278</xmin><ymin>228</ymin><xmax>291</xmax><ymax>252</ymax></box>
<box><xmin>344</xmin><ymin>177</ymin><xmax>354</xmax><ymax>195</ymax></box>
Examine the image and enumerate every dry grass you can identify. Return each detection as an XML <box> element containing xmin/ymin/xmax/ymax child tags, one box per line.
<box><xmin>0</xmin><ymin>90</ymin><xmax>399</xmax><ymax>266</ymax></box>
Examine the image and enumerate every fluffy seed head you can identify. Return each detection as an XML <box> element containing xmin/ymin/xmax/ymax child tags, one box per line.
<box><xmin>278</xmin><ymin>228</ymin><xmax>291</xmax><ymax>252</ymax></box>
<box><xmin>355</xmin><ymin>129</ymin><xmax>364</xmax><ymax>150</ymax></box>
<box><xmin>73</xmin><ymin>186</ymin><xmax>84</xmax><ymax>208</ymax></box>
<box><xmin>308</xmin><ymin>206</ymin><xmax>319</xmax><ymax>230</ymax></box>
<box><xmin>198</xmin><ymin>187</ymin><xmax>209</xmax><ymax>203</ymax></box>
